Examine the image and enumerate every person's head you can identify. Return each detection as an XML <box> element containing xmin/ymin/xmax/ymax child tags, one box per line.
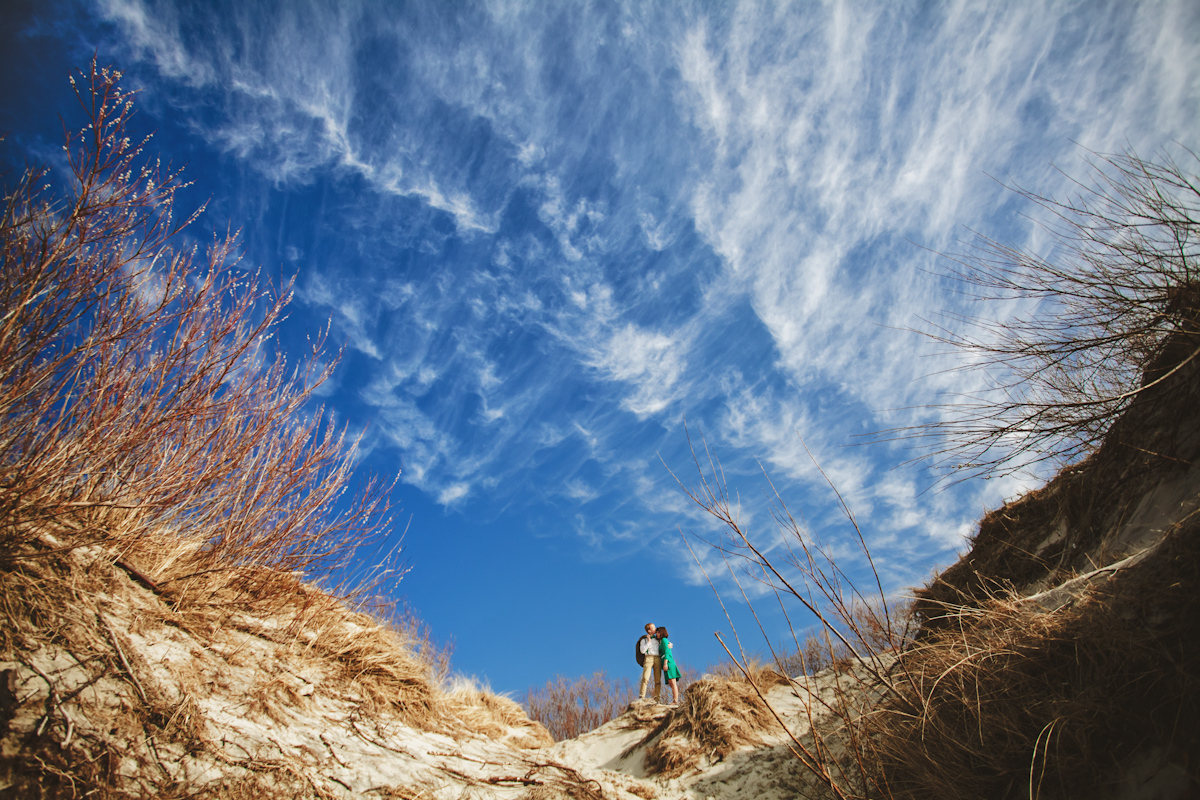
<box><xmin>644</xmin><ymin>623</ymin><xmax>656</xmax><ymax>636</ymax></box>
<box><xmin>656</xmin><ymin>626</ymin><xmax>668</xmax><ymax>639</ymax></box>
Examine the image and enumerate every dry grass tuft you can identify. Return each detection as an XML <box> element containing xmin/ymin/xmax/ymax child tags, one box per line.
<box><xmin>0</xmin><ymin>548</ymin><xmax>200</xmax><ymax>797</ymax></box>
<box><xmin>638</xmin><ymin>675</ymin><xmax>782</xmax><ymax>778</ymax></box>
<box><xmin>626</xmin><ymin>784</ymin><xmax>659</xmax><ymax>799</ymax></box>
<box><xmin>0</xmin><ymin>532</ymin><xmax>555</xmax><ymax>797</ymax></box>
<box><xmin>444</xmin><ymin>678</ymin><xmax>554</xmax><ymax>748</ymax></box>
<box><xmin>708</xmin><ymin>654</ymin><xmax>801</xmax><ymax>687</ymax></box>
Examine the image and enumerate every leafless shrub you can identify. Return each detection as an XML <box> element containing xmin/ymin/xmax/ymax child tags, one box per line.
<box><xmin>894</xmin><ymin>147</ymin><xmax>1200</xmax><ymax>481</ymax></box>
<box><xmin>775</xmin><ymin>629</ymin><xmax>853</xmax><ymax>679</ymax></box>
<box><xmin>765</xmin><ymin>596</ymin><xmax>916</xmax><ymax>680</ymax></box>
<box><xmin>522</xmin><ymin>670</ymin><xmax>637</xmax><ymax>742</ymax></box>
<box><xmin>667</xmin><ymin>430</ymin><xmax>915</xmax><ymax>799</ymax></box>
<box><xmin>0</xmin><ymin>60</ymin><xmax>397</xmax><ymax>604</ymax></box>
<box><xmin>0</xmin><ymin>61</ymin><xmax>472</xmax><ymax>798</ymax></box>
<box><xmin>0</xmin><ymin>60</ymin><xmax>566</xmax><ymax>799</ymax></box>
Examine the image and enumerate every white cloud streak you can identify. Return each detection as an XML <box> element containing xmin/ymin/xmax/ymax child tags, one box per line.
<box><xmin>95</xmin><ymin>0</ymin><xmax>1200</xmax><ymax>578</ymax></box>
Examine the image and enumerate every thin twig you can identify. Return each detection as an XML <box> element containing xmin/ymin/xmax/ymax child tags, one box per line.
<box><xmin>98</xmin><ymin>613</ymin><xmax>147</xmax><ymax>704</ymax></box>
<box><xmin>714</xmin><ymin>632</ymin><xmax>852</xmax><ymax>800</ymax></box>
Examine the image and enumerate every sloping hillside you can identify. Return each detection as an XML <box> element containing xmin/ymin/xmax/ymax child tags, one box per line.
<box><xmin>0</xmin><ymin>538</ymin><xmax>879</xmax><ymax>800</ymax></box>
<box><xmin>0</xmin><ymin>532</ymin><xmax>562</xmax><ymax>798</ymax></box>
<box><xmin>886</xmin><ymin>324</ymin><xmax>1200</xmax><ymax>799</ymax></box>
<box><xmin>3</xmin><ymin>359</ymin><xmax>1197</xmax><ymax>799</ymax></box>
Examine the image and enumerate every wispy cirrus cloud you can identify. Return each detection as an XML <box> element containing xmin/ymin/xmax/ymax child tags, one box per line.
<box><xmin>90</xmin><ymin>0</ymin><xmax>1200</xmax><ymax>583</ymax></box>
<box><xmin>583</xmin><ymin>324</ymin><xmax>685</xmax><ymax>417</ymax></box>
<box><xmin>669</xmin><ymin>0</ymin><xmax>1198</xmax><ymax>479</ymax></box>
<box><xmin>102</xmin><ymin>0</ymin><xmax>509</xmax><ymax>232</ymax></box>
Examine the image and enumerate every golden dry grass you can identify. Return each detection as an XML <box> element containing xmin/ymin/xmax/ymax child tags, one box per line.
<box><xmin>634</xmin><ymin>673</ymin><xmax>784</xmax><ymax>779</ymax></box>
<box><xmin>444</xmin><ymin>678</ymin><xmax>554</xmax><ymax>748</ymax></box>
<box><xmin>0</xmin><ymin>530</ymin><xmax>553</xmax><ymax>798</ymax></box>
<box><xmin>866</xmin><ymin>513</ymin><xmax>1200</xmax><ymax>800</ymax></box>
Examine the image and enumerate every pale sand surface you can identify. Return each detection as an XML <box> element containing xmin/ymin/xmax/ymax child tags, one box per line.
<box><xmin>546</xmin><ymin>665</ymin><xmax>889</xmax><ymax>800</ymax></box>
<box><xmin>3</xmin><ymin>546</ymin><xmax>863</xmax><ymax>799</ymax></box>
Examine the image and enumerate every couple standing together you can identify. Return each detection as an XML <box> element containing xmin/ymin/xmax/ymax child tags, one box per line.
<box><xmin>637</xmin><ymin>623</ymin><xmax>681</xmax><ymax>704</ymax></box>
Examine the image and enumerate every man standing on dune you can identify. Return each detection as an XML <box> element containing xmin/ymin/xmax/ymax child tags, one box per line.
<box><xmin>637</xmin><ymin>623</ymin><xmax>661</xmax><ymax>702</ymax></box>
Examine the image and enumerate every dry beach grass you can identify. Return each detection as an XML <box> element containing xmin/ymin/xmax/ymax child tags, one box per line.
<box><xmin>637</xmin><ymin>669</ymin><xmax>786</xmax><ymax>779</ymax></box>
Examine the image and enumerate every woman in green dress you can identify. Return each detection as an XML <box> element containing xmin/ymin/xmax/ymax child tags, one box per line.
<box><xmin>656</xmin><ymin>627</ymin><xmax>681</xmax><ymax>704</ymax></box>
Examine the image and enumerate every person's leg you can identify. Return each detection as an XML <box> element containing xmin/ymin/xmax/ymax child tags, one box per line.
<box><xmin>639</xmin><ymin>656</ymin><xmax>654</xmax><ymax>699</ymax></box>
<box><xmin>666</xmin><ymin>678</ymin><xmax>678</xmax><ymax>703</ymax></box>
<box><xmin>652</xmin><ymin>656</ymin><xmax>662</xmax><ymax>701</ymax></box>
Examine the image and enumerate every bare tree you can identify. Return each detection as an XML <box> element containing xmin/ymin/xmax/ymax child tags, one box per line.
<box><xmin>899</xmin><ymin>147</ymin><xmax>1199</xmax><ymax>480</ymax></box>
<box><xmin>0</xmin><ymin>61</ymin><xmax>395</xmax><ymax>600</ymax></box>
<box><xmin>522</xmin><ymin>671</ymin><xmax>637</xmax><ymax>741</ymax></box>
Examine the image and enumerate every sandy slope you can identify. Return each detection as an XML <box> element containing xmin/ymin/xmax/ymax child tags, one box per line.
<box><xmin>1</xmin><ymin>536</ymin><xmax>563</xmax><ymax>798</ymax></box>
<box><xmin>547</xmin><ymin>669</ymin><xmax>880</xmax><ymax>800</ymax></box>
<box><xmin>0</xmin><ymin>531</ymin><xmax>873</xmax><ymax>799</ymax></box>
<box><xmin>4</xmin><ymin>440</ymin><xmax>1195</xmax><ymax>800</ymax></box>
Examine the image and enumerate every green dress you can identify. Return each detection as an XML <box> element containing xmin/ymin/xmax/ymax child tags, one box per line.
<box><xmin>660</xmin><ymin>637</ymin><xmax>681</xmax><ymax>680</ymax></box>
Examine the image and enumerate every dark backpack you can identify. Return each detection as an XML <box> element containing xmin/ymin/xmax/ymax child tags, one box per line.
<box><xmin>635</xmin><ymin>635</ymin><xmax>647</xmax><ymax>666</ymax></box>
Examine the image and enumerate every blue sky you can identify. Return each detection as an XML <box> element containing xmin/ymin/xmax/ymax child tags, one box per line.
<box><xmin>3</xmin><ymin>0</ymin><xmax>1197</xmax><ymax>696</ymax></box>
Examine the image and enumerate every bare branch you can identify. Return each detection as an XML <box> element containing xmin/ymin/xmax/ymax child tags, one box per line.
<box><xmin>882</xmin><ymin>147</ymin><xmax>1200</xmax><ymax>481</ymax></box>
